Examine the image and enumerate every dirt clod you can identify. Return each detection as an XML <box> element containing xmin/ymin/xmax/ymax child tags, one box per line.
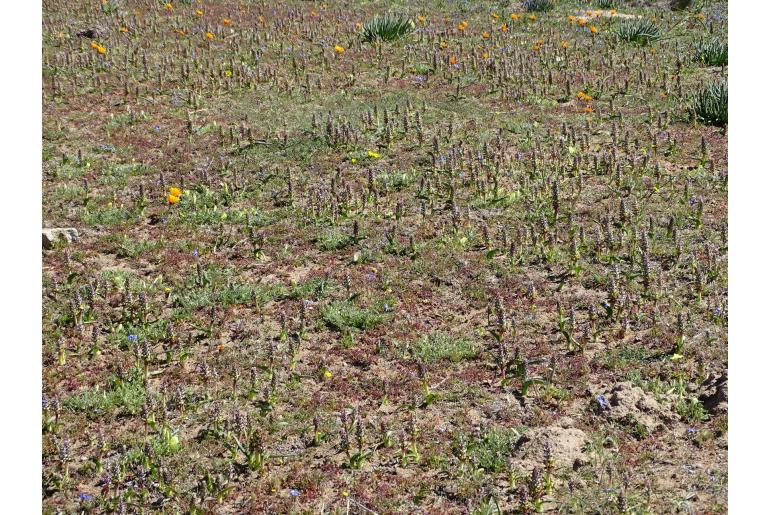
<box><xmin>599</xmin><ymin>382</ymin><xmax>676</xmax><ymax>433</ymax></box>
<box><xmin>514</xmin><ymin>425</ymin><xmax>589</xmax><ymax>472</ymax></box>
<box><xmin>699</xmin><ymin>371</ymin><xmax>728</xmax><ymax>415</ymax></box>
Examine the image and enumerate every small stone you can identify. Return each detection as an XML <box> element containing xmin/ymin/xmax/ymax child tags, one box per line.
<box><xmin>43</xmin><ymin>228</ymin><xmax>79</xmax><ymax>250</ymax></box>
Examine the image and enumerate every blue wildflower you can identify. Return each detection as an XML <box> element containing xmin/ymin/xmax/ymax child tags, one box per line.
<box><xmin>79</xmin><ymin>493</ymin><xmax>93</xmax><ymax>502</ymax></box>
<box><xmin>596</xmin><ymin>395</ymin><xmax>608</xmax><ymax>410</ymax></box>
<box><xmin>128</xmin><ymin>334</ymin><xmax>138</xmax><ymax>343</ymax></box>
<box><xmin>289</xmin><ymin>489</ymin><xmax>300</xmax><ymax>497</ymax></box>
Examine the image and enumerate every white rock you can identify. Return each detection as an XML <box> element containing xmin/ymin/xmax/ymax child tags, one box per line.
<box><xmin>42</xmin><ymin>228</ymin><xmax>79</xmax><ymax>249</ymax></box>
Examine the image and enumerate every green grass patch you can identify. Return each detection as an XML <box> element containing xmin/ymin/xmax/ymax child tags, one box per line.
<box><xmin>460</xmin><ymin>427</ymin><xmax>523</xmax><ymax>473</ymax></box>
<box><xmin>322</xmin><ymin>298</ymin><xmax>392</xmax><ymax>332</ymax></box>
<box><xmin>64</xmin><ymin>366</ymin><xmax>146</xmax><ymax>416</ymax></box>
<box><xmin>317</xmin><ymin>227</ymin><xmax>353</xmax><ymax>251</ymax></box>
<box><xmin>412</xmin><ymin>331</ymin><xmax>478</xmax><ymax>363</ymax></box>
<box><xmin>81</xmin><ymin>204</ymin><xmax>138</xmax><ymax>226</ymax></box>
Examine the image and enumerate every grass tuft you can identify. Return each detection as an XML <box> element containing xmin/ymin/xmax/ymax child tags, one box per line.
<box><xmin>694</xmin><ymin>39</ymin><xmax>728</xmax><ymax>67</ymax></box>
<box><xmin>322</xmin><ymin>299</ymin><xmax>391</xmax><ymax>331</ymax></box>
<box><xmin>412</xmin><ymin>332</ymin><xmax>478</xmax><ymax>363</ymax></box>
<box><xmin>691</xmin><ymin>80</ymin><xmax>727</xmax><ymax>127</ymax></box>
<box><xmin>613</xmin><ymin>18</ymin><xmax>662</xmax><ymax>45</ymax></box>
<box><xmin>64</xmin><ymin>366</ymin><xmax>146</xmax><ymax>416</ymax></box>
<box><xmin>361</xmin><ymin>14</ymin><xmax>415</xmax><ymax>43</ymax></box>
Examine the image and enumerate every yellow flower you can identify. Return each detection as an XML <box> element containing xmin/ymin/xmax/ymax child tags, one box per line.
<box><xmin>609</xmin><ymin>9</ymin><xmax>617</xmax><ymax>16</ymax></box>
<box><xmin>448</xmin><ymin>55</ymin><xmax>457</xmax><ymax>65</ymax></box>
<box><xmin>491</xmin><ymin>12</ymin><xmax>499</xmax><ymax>19</ymax></box>
<box><xmin>324</xmin><ymin>370</ymin><xmax>332</xmax><ymax>378</ymax></box>
<box><xmin>342</xmin><ymin>491</ymin><xmax>349</xmax><ymax>498</ymax></box>
<box><xmin>164</xmin><ymin>2</ymin><xmax>172</xmax><ymax>10</ymax></box>
<box><xmin>590</xmin><ymin>25</ymin><xmax>598</xmax><ymax>34</ymax></box>
<box><xmin>119</xmin><ymin>26</ymin><xmax>128</xmax><ymax>33</ymax></box>
<box><xmin>457</xmin><ymin>21</ymin><xmax>468</xmax><ymax>31</ymax></box>
<box><xmin>334</xmin><ymin>45</ymin><xmax>345</xmax><ymax>54</ymax></box>
<box><xmin>528</xmin><ymin>14</ymin><xmax>537</xmax><ymax>22</ymax></box>
<box><xmin>510</xmin><ymin>13</ymin><xmax>520</xmax><ymax>21</ymax></box>
<box><xmin>481</xmin><ymin>31</ymin><xmax>489</xmax><ymax>39</ymax></box>
<box><xmin>440</xmin><ymin>40</ymin><xmax>448</xmax><ymax>49</ymax></box>
<box><xmin>482</xmin><ymin>51</ymin><xmax>489</xmax><ymax>59</ymax></box>
<box><xmin>577</xmin><ymin>18</ymin><xmax>586</xmax><ymax>26</ymax></box>
<box><xmin>97</xmin><ymin>45</ymin><xmax>106</xmax><ymax>54</ymax></box>
<box><xmin>583</xmin><ymin>105</ymin><xmax>594</xmax><ymax>113</ymax></box>
<box><xmin>169</xmin><ymin>187</ymin><xmax>182</xmax><ymax>197</ymax></box>
<box><xmin>567</xmin><ymin>15</ymin><xmax>576</xmax><ymax>23</ymax></box>
<box><xmin>561</xmin><ymin>40</ymin><xmax>568</xmax><ymax>49</ymax></box>
<box><xmin>577</xmin><ymin>91</ymin><xmax>593</xmax><ymax>101</ymax></box>
<box><xmin>367</xmin><ymin>150</ymin><xmax>381</xmax><ymax>159</ymax></box>
<box><xmin>351</xmin><ymin>158</ymin><xmax>358</xmax><ymax>164</ymax></box>
<box><xmin>168</xmin><ymin>194</ymin><xmax>180</xmax><ymax>204</ymax></box>
<box><xmin>417</xmin><ymin>15</ymin><xmax>426</xmax><ymax>24</ymax></box>
<box><xmin>195</xmin><ymin>9</ymin><xmax>203</xmax><ymax>16</ymax></box>
<box><xmin>205</xmin><ymin>31</ymin><xmax>214</xmax><ymax>39</ymax></box>
<box><xmin>697</xmin><ymin>12</ymin><xmax>706</xmax><ymax>20</ymax></box>
<box><xmin>223</xmin><ymin>18</ymin><xmax>231</xmax><ymax>25</ymax></box>
<box><xmin>500</xmin><ymin>22</ymin><xmax>507</xmax><ymax>32</ymax></box>
<box><xmin>258</xmin><ymin>15</ymin><xmax>265</xmax><ymax>24</ymax></box>
<box><xmin>90</xmin><ymin>41</ymin><xmax>99</xmax><ymax>49</ymax></box>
